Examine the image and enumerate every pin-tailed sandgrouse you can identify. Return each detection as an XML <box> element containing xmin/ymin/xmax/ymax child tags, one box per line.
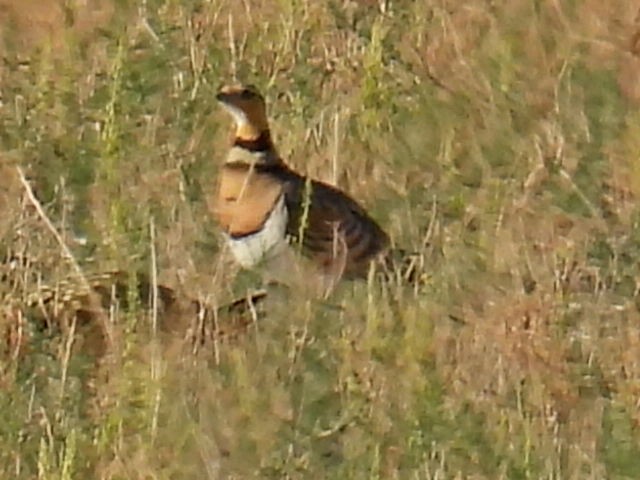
<box><xmin>212</xmin><ymin>84</ymin><xmax>389</xmax><ymax>284</ymax></box>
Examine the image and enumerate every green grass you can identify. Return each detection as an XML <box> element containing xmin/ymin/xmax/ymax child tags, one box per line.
<box><xmin>2</xmin><ymin>0</ymin><xmax>640</xmax><ymax>478</ymax></box>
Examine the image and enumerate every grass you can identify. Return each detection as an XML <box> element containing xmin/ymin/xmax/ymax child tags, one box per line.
<box><xmin>2</xmin><ymin>0</ymin><xmax>640</xmax><ymax>478</ymax></box>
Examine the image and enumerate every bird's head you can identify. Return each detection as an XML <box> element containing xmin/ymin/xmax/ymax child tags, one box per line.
<box><xmin>216</xmin><ymin>84</ymin><xmax>269</xmax><ymax>141</ymax></box>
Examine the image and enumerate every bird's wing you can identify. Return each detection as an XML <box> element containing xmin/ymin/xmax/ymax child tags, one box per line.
<box><xmin>283</xmin><ymin>174</ymin><xmax>389</xmax><ymax>278</ymax></box>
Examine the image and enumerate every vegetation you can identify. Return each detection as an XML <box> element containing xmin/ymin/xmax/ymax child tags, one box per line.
<box><xmin>1</xmin><ymin>0</ymin><xmax>640</xmax><ymax>478</ymax></box>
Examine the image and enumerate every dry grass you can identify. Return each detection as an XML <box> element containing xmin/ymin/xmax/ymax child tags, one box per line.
<box><xmin>2</xmin><ymin>0</ymin><xmax>640</xmax><ymax>478</ymax></box>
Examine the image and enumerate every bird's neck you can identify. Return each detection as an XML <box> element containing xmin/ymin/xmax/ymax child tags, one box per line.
<box><xmin>227</xmin><ymin>127</ymin><xmax>282</xmax><ymax>166</ymax></box>
<box><xmin>233</xmin><ymin>127</ymin><xmax>273</xmax><ymax>150</ymax></box>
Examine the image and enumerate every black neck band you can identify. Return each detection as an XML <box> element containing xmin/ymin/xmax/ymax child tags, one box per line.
<box><xmin>233</xmin><ymin>130</ymin><xmax>273</xmax><ymax>152</ymax></box>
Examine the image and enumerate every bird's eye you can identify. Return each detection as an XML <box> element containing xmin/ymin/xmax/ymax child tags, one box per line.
<box><xmin>240</xmin><ymin>89</ymin><xmax>254</xmax><ymax>99</ymax></box>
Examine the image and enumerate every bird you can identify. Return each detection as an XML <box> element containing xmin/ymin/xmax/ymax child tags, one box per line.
<box><xmin>212</xmin><ymin>84</ymin><xmax>390</xmax><ymax>291</ymax></box>
<box><xmin>10</xmin><ymin>268</ymin><xmax>269</xmax><ymax>360</ymax></box>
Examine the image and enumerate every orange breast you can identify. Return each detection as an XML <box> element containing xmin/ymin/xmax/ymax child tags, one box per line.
<box><xmin>214</xmin><ymin>165</ymin><xmax>285</xmax><ymax>238</ymax></box>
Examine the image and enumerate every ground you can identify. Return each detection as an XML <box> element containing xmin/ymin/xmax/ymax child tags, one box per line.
<box><xmin>1</xmin><ymin>0</ymin><xmax>640</xmax><ymax>478</ymax></box>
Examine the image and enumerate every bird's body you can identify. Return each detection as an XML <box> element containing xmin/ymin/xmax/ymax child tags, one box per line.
<box><xmin>212</xmin><ymin>84</ymin><xmax>389</xmax><ymax>287</ymax></box>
